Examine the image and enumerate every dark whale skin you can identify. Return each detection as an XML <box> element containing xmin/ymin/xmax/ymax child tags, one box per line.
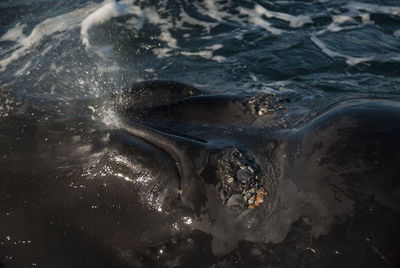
<box><xmin>0</xmin><ymin>81</ymin><xmax>399</xmax><ymax>267</ymax></box>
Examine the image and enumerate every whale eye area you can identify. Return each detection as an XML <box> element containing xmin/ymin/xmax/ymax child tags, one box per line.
<box><xmin>216</xmin><ymin>148</ymin><xmax>267</xmax><ymax>209</ymax></box>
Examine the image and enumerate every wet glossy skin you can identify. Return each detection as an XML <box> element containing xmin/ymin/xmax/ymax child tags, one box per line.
<box><xmin>0</xmin><ymin>81</ymin><xmax>399</xmax><ymax>267</ymax></box>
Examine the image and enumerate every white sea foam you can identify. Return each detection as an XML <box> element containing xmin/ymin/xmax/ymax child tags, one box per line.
<box><xmin>308</xmin><ymin>1</ymin><xmax>400</xmax><ymax>66</ymax></box>
<box><xmin>181</xmin><ymin>50</ymin><xmax>213</xmax><ymax>58</ymax></box>
<box><xmin>0</xmin><ymin>0</ymin><xmax>236</xmax><ymax>72</ymax></box>
<box><xmin>180</xmin><ymin>51</ymin><xmax>225</xmax><ymax>63</ymax></box>
<box><xmin>239</xmin><ymin>7</ymin><xmax>283</xmax><ymax>35</ymax></box>
<box><xmin>180</xmin><ymin>43</ymin><xmax>225</xmax><ymax>62</ymax></box>
<box><xmin>316</xmin><ymin>22</ymin><xmax>362</xmax><ymax>36</ymax></box>
<box><xmin>0</xmin><ymin>2</ymin><xmax>99</xmax><ymax>72</ymax></box>
<box><xmin>80</xmin><ymin>1</ymin><xmax>145</xmax><ymax>66</ymax></box>
<box><xmin>0</xmin><ymin>22</ymin><xmax>27</xmax><ymax>42</ymax></box>
<box><xmin>147</xmin><ymin>2</ymin><xmax>227</xmax><ymax>61</ymax></box>
<box><xmin>310</xmin><ymin>35</ymin><xmax>374</xmax><ymax>66</ymax></box>
<box><xmin>249</xmin><ymin>73</ymin><xmax>258</xmax><ymax>82</ymax></box>
<box><xmin>80</xmin><ymin>1</ymin><xmax>143</xmax><ymax>50</ymax></box>
<box><xmin>40</xmin><ymin>44</ymin><xmax>53</xmax><ymax>57</ymax></box>
<box><xmin>14</xmin><ymin>61</ymin><xmax>32</xmax><ymax>77</ymax></box>
<box><xmin>315</xmin><ymin>10</ymin><xmax>369</xmax><ymax>36</ymax></box>
<box><xmin>359</xmin><ymin>13</ymin><xmax>371</xmax><ymax>23</ymax></box>
<box><xmin>347</xmin><ymin>2</ymin><xmax>400</xmax><ymax>16</ymax></box>
<box><xmin>237</xmin><ymin>3</ymin><xmax>313</xmax><ymax>35</ymax></box>
<box><xmin>0</xmin><ymin>0</ymin><xmax>147</xmax><ymax>73</ymax></box>
<box><xmin>177</xmin><ymin>8</ymin><xmax>218</xmax><ymax>33</ymax></box>
<box><xmin>153</xmin><ymin>48</ymin><xmax>173</xmax><ymax>59</ymax></box>
<box><xmin>202</xmin><ymin>0</ymin><xmax>224</xmax><ymax>22</ymax></box>
<box><xmin>253</xmin><ymin>4</ymin><xmax>312</xmax><ymax>28</ymax></box>
<box><xmin>194</xmin><ymin>0</ymin><xmax>235</xmax><ymax>23</ymax></box>
<box><xmin>332</xmin><ymin>15</ymin><xmax>353</xmax><ymax>24</ymax></box>
<box><xmin>144</xmin><ymin>7</ymin><xmax>179</xmax><ymax>57</ymax></box>
<box><xmin>2</xmin><ymin>0</ymin><xmax>397</xmax><ymax>78</ymax></box>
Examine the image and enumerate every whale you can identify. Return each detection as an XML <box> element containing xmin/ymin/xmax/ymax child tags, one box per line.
<box><xmin>0</xmin><ymin>81</ymin><xmax>399</xmax><ymax>267</ymax></box>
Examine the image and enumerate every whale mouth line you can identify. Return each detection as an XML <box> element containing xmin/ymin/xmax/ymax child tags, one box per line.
<box><xmin>116</xmin><ymin>118</ymin><xmax>211</xmax><ymax>201</ymax></box>
<box><xmin>117</xmin><ymin>118</ymin><xmax>274</xmax><ymax>210</ymax></box>
<box><xmin>131</xmin><ymin>120</ymin><xmax>209</xmax><ymax>144</ymax></box>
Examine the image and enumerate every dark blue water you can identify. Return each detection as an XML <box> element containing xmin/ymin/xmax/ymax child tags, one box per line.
<box><xmin>1</xmin><ymin>0</ymin><xmax>399</xmax><ymax>102</ymax></box>
<box><xmin>1</xmin><ymin>0</ymin><xmax>400</xmax><ymax>267</ymax></box>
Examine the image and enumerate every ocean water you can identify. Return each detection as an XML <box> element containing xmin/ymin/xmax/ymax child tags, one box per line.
<box><xmin>1</xmin><ymin>0</ymin><xmax>399</xmax><ymax>103</ymax></box>
<box><xmin>1</xmin><ymin>0</ymin><xmax>400</xmax><ymax>267</ymax></box>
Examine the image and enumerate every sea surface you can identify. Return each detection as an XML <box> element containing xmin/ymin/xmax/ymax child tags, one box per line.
<box><xmin>1</xmin><ymin>0</ymin><xmax>399</xmax><ymax>104</ymax></box>
<box><xmin>1</xmin><ymin>0</ymin><xmax>400</xmax><ymax>267</ymax></box>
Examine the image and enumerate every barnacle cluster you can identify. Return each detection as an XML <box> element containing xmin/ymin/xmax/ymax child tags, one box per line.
<box><xmin>0</xmin><ymin>86</ymin><xmax>20</xmax><ymax>117</ymax></box>
<box><xmin>217</xmin><ymin>148</ymin><xmax>267</xmax><ymax>209</ymax></box>
<box><xmin>246</xmin><ymin>94</ymin><xmax>285</xmax><ymax>116</ymax></box>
